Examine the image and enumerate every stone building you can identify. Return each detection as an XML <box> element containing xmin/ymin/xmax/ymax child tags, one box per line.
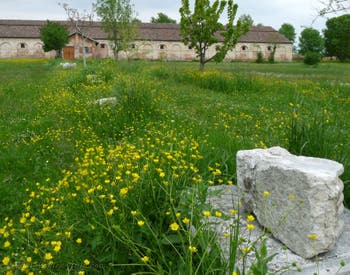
<box><xmin>0</xmin><ymin>19</ymin><xmax>292</xmax><ymax>61</ymax></box>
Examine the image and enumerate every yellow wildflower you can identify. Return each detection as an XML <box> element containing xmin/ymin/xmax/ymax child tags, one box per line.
<box><xmin>263</xmin><ymin>191</ymin><xmax>270</xmax><ymax>197</ymax></box>
<box><xmin>182</xmin><ymin>217</ymin><xmax>190</xmax><ymax>224</ymax></box>
<box><xmin>4</xmin><ymin>241</ymin><xmax>11</xmax><ymax>248</ymax></box>
<box><xmin>120</xmin><ymin>187</ymin><xmax>129</xmax><ymax>196</ymax></box>
<box><xmin>141</xmin><ymin>256</ymin><xmax>149</xmax><ymax>263</ymax></box>
<box><xmin>76</xmin><ymin>238</ymin><xmax>82</xmax><ymax>244</ymax></box>
<box><xmin>247</xmin><ymin>215</ymin><xmax>255</xmax><ymax>222</ymax></box>
<box><xmin>137</xmin><ymin>220</ymin><xmax>145</xmax><ymax>227</ymax></box>
<box><xmin>2</xmin><ymin>256</ymin><xmax>10</xmax><ymax>265</ymax></box>
<box><xmin>203</xmin><ymin>211</ymin><xmax>211</xmax><ymax>217</ymax></box>
<box><xmin>188</xmin><ymin>245</ymin><xmax>198</xmax><ymax>253</ymax></box>
<box><xmin>247</xmin><ymin>224</ymin><xmax>255</xmax><ymax>231</ymax></box>
<box><xmin>44</xmin><ymin>253</ymin><xmax>53</xmax><ymax>261</ymax></box>
<box><xmin>83</xmin><ymin>259</ymin><xmax>90</xmax><ymax>266</ymax></box>
<box><xmin>308</xmin><ymin>234</ymin><xmax>318</xmax><ymax>240</ymax></box>
<box><xmin>215</xmin><ymin>211</ymin><xmax>222</xmax><ymax>217</ymax></box>
<box><xmin>170</xmin><ymin>222</ymin><xmax>180</xmax><ymax>231</ymax></box>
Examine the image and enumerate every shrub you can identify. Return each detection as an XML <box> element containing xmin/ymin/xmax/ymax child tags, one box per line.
<box><xmin>303</xmin><ymin>52</ymin><xmax>321</xmax><ymax>65</ymax></box>
<box><xmin>256</xmin><ymin>52</ymin><xmax>264</xmax><ymax>63</ymax></box>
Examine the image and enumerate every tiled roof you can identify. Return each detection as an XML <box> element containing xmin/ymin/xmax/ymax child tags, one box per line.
<box><xmin>0</xmin><ymin>19</ymin><xmax>292</xmax><ymax>44</ymax></box>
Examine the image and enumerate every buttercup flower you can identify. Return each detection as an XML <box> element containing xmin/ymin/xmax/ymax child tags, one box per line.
<box><xmin>170</xmin><ymin>222</ymin><xmax>179</xmax><ymax>231</ymax></box>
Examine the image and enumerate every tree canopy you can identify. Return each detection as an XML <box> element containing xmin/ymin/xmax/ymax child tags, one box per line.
<box><xmin>324</xmin><ymin>14</ymin><xmax>350</xmax><ymax>60</ymax></box>
<box><xmin>96</xmin><ymin>0</ymin><xmax>138</xmax><ymax>60</ymax></box>
<box><xmin>151</xmin><ymin>12</ymin><xmax>176</xmax><ymax>23</ymax></box>
<box><xmin>298</xmin><ymin>27</ymin><xmax>324</xmax><ymax>55</ymax></box>
<box><xmin>238</xmin><ymin>14</ymin><xmax>254</xmax><ymax>27</ymax></box>
<box><xmin>278</xmin><ymin>23</ymin><xmax>296</xmax><ymax>43</ymax></box>
<box><xmin>179</xmin><ymin>0</ymin><xmax>248</xmax><ymax>71</ymax></box>
<box><xmin>40</xmin><ymin>21</ymin><xmax>69</xmax><ymax>58</ymax></box>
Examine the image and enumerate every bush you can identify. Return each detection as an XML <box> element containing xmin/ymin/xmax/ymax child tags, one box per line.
<box><xmin>304</xmin><ymin>52</ymin><xmax>321</xmax><ymax>65</ymax></box>
<box><xmin>256</xmin><ymin>52</ymin><xmax>264</xmax><ymax>63</ymax></box>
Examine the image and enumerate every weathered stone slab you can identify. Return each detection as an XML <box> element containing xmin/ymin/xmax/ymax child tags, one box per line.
<box><xmin>236</xmin><ymin>147</ymin><xmax>344</xmax><ymax>259</ymax></box>
<box><xmin>206</xmin><ymin>185</ymin><xmax>350</xmax><ymax>274</ymax></box>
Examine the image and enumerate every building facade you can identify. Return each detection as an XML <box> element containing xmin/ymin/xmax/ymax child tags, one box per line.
<box><xmin>0</xmin><ymin>20</ymin><xmax>293</xmax><ymax>61</ymax></box>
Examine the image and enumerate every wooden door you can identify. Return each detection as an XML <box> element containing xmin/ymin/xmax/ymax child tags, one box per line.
<box><xmin>63</xmin><ymin>46</ymin><xmax>74</xmax><ymax>60</ymax></box>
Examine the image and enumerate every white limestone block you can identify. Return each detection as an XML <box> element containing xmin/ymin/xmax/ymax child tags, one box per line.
<box><xmin>237</xmin><ymin>146</ymin><xmax>344</xmax><ymax>259</ymax></box>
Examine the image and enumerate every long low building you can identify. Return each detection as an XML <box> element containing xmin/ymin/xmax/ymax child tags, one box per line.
<box><xmin>0</xmin><ymin>19</ymin><xmax>293</xmax><ymax>61</ymax></box>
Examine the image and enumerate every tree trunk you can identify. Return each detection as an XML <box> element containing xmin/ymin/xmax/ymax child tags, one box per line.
<box><xmin>199</xmin><ymin>52</ymin><xmax>205</xmax><ymax>71</ymax></box>
<box><xmin>55</xmin><ymin>49</ymin><xmax>62</xmax><ymax>59</ymax></box>
<box><xmin>114</xmin><ymin>49</ymin><xmax>119</xmax><ymax>60</ymax></box>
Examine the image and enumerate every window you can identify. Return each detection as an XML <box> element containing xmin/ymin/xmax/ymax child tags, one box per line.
<box><xmin>20</xmin><ymin>43</ymin><xmax>26</xmax><ymax>49</ymax></box>
<box><xmin>160</xmin><ymin>44</ymin><xmax>166</xmax><ymax>50</ymax></box>
<box><xmin>188</xmin><ymin>46</ymin><xmax>193</xmax><ymax>50</ymax></box>
<box><xmin>85</xmin><ymin>47</ymin><xmax>90</xmax><ymax>54</ymax></box>
<box><xmin>267</xmin><ymin>46</ymin><xmax>272</xmax><ymax>51</ymax></box>
<box><xmin>131</xmin><ymin>44</ymin><xmax>136</xmax><ymax>49</ymax></box>
<box><xmin>100</xmin><ymin>43</ymin><xmax>106</xmax><ymax>49</ymax></box>
<box><xmin>241</xmin><ymin>45</ymin><xmax>247</xmax><ymax>51</ymax></box>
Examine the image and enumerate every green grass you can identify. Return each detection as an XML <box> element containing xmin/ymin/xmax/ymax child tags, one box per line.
<box><xmin>0</xmin><ymin>59</ymin><xmax>349</xmax><ymax>274</ymax></box>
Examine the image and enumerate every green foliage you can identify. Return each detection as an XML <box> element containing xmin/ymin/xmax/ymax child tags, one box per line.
<box><xmin>298</xmin><ymin>27</ymin><xmax>324</xmax><ymax>55</ymax></box>
<box><xmin>324</xmin><ymin>14</ymin><xmax>350</xmax><ymax>61</ymax></box>
<box><xmin>303</xmin><ymin>51</ymin><xmax>321</xmax><ymax>65</ymax></box>
<box><xmin>278</xmin><ymin>23</ymin><xmax>296</xmax><ymax>43</ymax></box>
<box><xmin>40</xmin><ymin>21</ymin><xmax>69</xmax><ymax>58</ymax></box>
<box><xmin>238</xmin><ymin>14</ymin><xmax>254</xmax><ymax>27</ymax></box>
<box><xmin>256</xmin><ymin>52</ymin><xmax>264</xmax><ymax>63</ymax></box>
<box><xmin>179</xmin><ymin>0</ymin><xmax>249</xmax><ymax>71</ymax></box>
<box><xmin>250</xmin><ymin>239</ymin><xmax>277</xmax><ymax>275</ymax></box>
<box><xmin>151</xmin><ymin>12</ymin><xmax>177</xmax><ymax>23</ymax></box>
<box><xmin>96</xmin><ymin>0</ymin><xmax>138</xmax><ymax>60</ymax></box>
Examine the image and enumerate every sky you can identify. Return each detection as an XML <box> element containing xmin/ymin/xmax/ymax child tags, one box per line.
<box><xmin>0</xmin><ymin>0</ymin><xmax>343</xmax><ymax>43</ymax></box>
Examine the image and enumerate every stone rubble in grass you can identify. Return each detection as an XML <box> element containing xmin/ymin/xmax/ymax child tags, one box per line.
<box><xmin>60</xmin><ymin>62</ymin><xmax>77</xmax><ymax>69</ymax></box>
<box><xmin>236</xmin><ymin>146</ymin><xmax>344</xmax><ymax>259</ymax></box>
<box><xmin>96</xmin><ymin>97</ymin><xmax>117</xmax><ymax>106</ymax></box>
<box><xmin>206</xmin><ymin>185</ymin><xmax>350</xmax><ymax>274</ymax></box>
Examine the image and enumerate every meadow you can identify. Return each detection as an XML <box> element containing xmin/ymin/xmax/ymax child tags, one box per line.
<box><xmin>0</xmin><ymin>59</ymin><xmax>349</xmax><ymax>274</ymax></box>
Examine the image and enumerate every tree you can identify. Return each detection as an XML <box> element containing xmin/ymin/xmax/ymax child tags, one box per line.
<box><xmin>324</xmin><ymin>14</ymin><xmax>350</xmax><ymax>60</ymax></box>
<box><xmin>238</xmin><ymin>14</ymin><xmax>254</xmax><ymax>27</ymax></box>
<box><xmin>298</xmin><ymin>27</ymin><xmax>324</xmax><ymax>55</ymax></box>
<box><xmin>96</xmin><ymin>0</ymin><xmax>138</xmax><ymax>60</ymax></box>
<box><xmin>151</xmin><ymin>12</ymin><xmax>176</xmax><ymax>23</ymax></box>
<box><xmin>278</xmin><ymin>23</ymin><xmax>296</xmax><ymax>43</ymax></box>
<box><xmin>179</xmin><ymin>0</ymin><xmax>248</xmax><ymax>71</ymax></box>
<box><xmin>40</xmin><ymin>21</ymin><xmax>69</xmax><ymax>58</ymax></box>
<box><xmin>60</xmin><ymin>3</ymin><xmax>95</xmax><ymax>67</ymax></box>
<box><xmin>319</xmin><ymin>0</ymin><xmax>350</xmax><ymax>15</ymax></box>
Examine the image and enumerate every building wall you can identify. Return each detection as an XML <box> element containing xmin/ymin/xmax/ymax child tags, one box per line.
<box><xmin>0</xmin><ymin>38</ymin><xmax>55</xmax><ymax>58</ymax></box>
<box><xmin>0</xmin><ymin>37</ymin><xmax>292</xmax><ymax>62</ymax></box>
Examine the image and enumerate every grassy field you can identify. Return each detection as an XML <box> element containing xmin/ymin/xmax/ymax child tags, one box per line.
<box><xmin>0</xmin><ymin>59</ymin><xmax>349</xmax><ymax>274</ymax></box>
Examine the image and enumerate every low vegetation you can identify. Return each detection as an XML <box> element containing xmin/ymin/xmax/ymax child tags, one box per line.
<box><xmin>0</xmin><ymin>59</ymin><xmax>349</xmax><ymax>274</ymax></box>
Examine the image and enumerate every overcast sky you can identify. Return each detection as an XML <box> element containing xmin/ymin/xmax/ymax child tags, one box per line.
<box><xmin>0</xmin><ymin>0</ymin><xmax>343</xmax><ymax>42</ymax></box>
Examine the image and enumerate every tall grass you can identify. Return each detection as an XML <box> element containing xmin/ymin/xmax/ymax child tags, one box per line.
<box><xmin>0</xmin><ymin>59</ymin><xmax>349</xmax><ymax>274</ymax></box>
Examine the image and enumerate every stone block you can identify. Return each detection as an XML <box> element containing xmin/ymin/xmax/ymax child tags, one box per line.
<box><xmin>237</xmin><ymin>146</ymin><xmax>344</xmax><ymax>259</ymax></box>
